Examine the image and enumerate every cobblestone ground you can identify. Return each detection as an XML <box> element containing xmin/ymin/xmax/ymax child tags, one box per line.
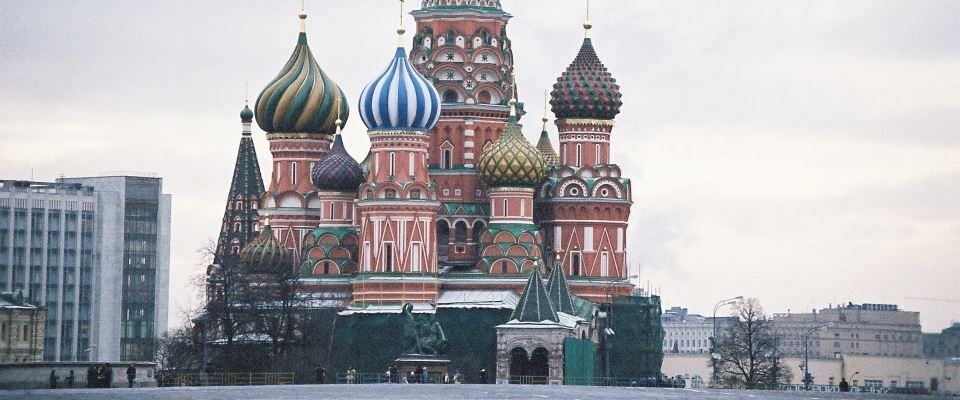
<box><xmin>0</xmin><ymin>384</ymin><xmax>944</xmax><ymax>399</ymax></box>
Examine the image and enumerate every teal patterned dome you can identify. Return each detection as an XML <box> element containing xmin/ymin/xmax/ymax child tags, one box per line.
<box><xmin>239</xmin><ymin>221</ymin><xmax>291</xmax><ymax>275</ymax></box>
<box><xmin>240</xmin><ymin>104</ymin><xmax>254</xmax><ymax>122</ymax></box>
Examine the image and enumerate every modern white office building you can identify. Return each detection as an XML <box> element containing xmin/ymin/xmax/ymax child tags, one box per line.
<box><xmin>0</xmin><ymin>176</ymin><xmax>170</xmax><ymax>362</ymax></box>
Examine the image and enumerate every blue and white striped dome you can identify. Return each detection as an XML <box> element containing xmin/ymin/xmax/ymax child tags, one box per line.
<box><xmin>358</xmin><ymin>47</ymin><xmax>441</xmax><ymax>131</ymax></box>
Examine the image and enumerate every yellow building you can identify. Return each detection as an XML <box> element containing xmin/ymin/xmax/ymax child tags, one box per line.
<box><xmin>0</xmin><ymin>291</ymin><xmax>45</xmax><ymax>362</ymax></box>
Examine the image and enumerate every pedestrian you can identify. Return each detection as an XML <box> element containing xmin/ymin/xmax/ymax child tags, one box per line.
<box><xmin>126</xmin><ymin>364</ymin><xmax>136</xmax><ymax>388</ymax></box>
<box><xmin>345</xmin><ymin>367</ymin><xmax>354</xmax><ymax>384</ymax></box>
<box><xmin>315</xmin><ymin>366</ymin><xmax>326</xmax><ymax>384</ymax></box>
<box><xmin>443</xmin><ymin>372</ymin><xmax>449</xmax><ymax>384</ymax></box>
<box><xmin>104</xmin><ymin>363</ymin><xmax>113</xmax><ymax>388</ymax></box>
<box><xmin>95</xmin><ymin>365</ymin><xmax>105</xmax><ymax>388</ymax></box>
<box><xmin>66</xmin><ymin>370</ymin><xmax>75</xmax><ymax>388</ymax></box>
<box><xmin>384</xmin><ymin>369</ymin><xmax>391</xmax><ymax>383</ymax></box>
<box><xmin>479</xmin><ymin>368</ymin><xmax>487</xmax><ymax>384</ymax></box>
<box><xmin>453</xmin><ymin>369</ymin><xmax>461</xmax><ymax>384</ymax></box>
<box><xmin>415</xmin><ymin>365</ymin><xmax>423</xmax><ymax>383</ymax></box>
<box><xmin>390</xmin><ymin>364</ymin><xmax>399</xmax><ymax>383</ymax></box>
<box><xmin>407</xmin><ymin>370</ymin><xmax>415</xmax><ymax>384</ymax></box>
<box><xmin>49</xmin><ymin>369</ymin><xmax>58</xmax><ymax>389</ymax></box>
<box><xmin>421</xmin><ymin>368</ymin><xmax>429</xmax><ymax>384</ymax></box>
<box><xmin>839</xmin><ymin>378</ymin><xmax>850</xmax><ymax>392</ymax></box>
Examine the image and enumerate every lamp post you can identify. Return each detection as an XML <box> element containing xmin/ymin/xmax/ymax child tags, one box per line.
<box><xmin>711</xmin><ymin>296</ymin><xmax>743</xmax><ymax>388</ymax></box>
<box><xmin>801</xmin><ymin>324</ymin><xmax>832</xmax><ymax>390</ymax></box>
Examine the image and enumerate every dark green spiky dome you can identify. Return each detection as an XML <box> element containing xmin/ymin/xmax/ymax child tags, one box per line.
<box><xmin>477</xmin><ymin>112</ymin><xmax>546</xmax><ymax>188</ymax></box>
<box><xmin>239</xmin><ymin>221</ymin><xmax>291</xmax><ymax>275</ymax></box>
<box><xmin>550</xmin><ymin>38</ymin><xmax>622</xmax><ymax>120</ymax></box>
<box><xmin>240</xmin><ymin>104</ymin><xmax>254</xmax><ymax>122</ymax></box>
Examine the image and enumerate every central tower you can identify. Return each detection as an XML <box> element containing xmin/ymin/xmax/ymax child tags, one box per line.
<box><xmin>410</xmin><ymin>0</ymin><xmax>515</xmax><ymax>269</ymax></box>
<box><xmin>353</xmin><ymin>9</ymin><xmax>444</xmax><ymax>305</ymax></box>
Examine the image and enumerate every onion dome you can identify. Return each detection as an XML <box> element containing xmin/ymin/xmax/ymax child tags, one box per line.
<box><xmin>358</xmin><ymin>47</ymin><xmax>441</xmax><ymax>131</ymax></box>
<box><xmin>550</xmin><ymin>38</ymin><xmax>622</xmax><ymax>120</ymax></box>
<box><xmin>311</xmin><ymin>134</ymin><xmax>363</xmax><ymax>191</ymax></box>
<box><xmin>240</xmin><ymin>104</ymin><xmax>254</xmax><ymax>123</ymax></box>
<box><xmin>239</xmin><ymin>220</ymin><xmax>291</xmax><ymax>275</ymax></box>
<box><xmin>255</xmin><ymin>10</ymin><xmax>349</xmax><ymax>134</ymax></box>
<box><xmin>477</xmin><ymin>100</ymin><xmax>546</xmax><ymax>188</ymax></box>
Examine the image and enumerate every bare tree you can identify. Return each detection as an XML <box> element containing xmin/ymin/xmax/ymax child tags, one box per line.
<box><xmin>715</xmin><ymin>298</ymin><xmax>792</xmax><ymax>389</ymax></box>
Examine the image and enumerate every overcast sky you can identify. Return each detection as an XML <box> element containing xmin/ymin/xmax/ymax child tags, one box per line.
<box><xmin>1</xmin><ymin>1</ymin><xmax>958</xmax><ymax>332</ymax></box>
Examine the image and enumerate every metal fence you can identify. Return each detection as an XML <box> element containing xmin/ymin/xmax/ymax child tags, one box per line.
<box><xmin>158</xmin><ymin>372</ymin><xmax>295</xmax><ymax>387</ymax></box>
<box><xmin>336</xmin><ymin>372</ymin><xmax>453</xmax><ymax>384</ymax></box>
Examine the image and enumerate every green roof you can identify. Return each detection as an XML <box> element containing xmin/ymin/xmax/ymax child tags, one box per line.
<box><xmin>546</xmin><ymin>265</ymin><xmax>576</xmax><ymax>315</ymax></box>
<box><xmin>509</xmin><ymin>268</ymin><xmax>558</xmax><ymax>323</ymax></box>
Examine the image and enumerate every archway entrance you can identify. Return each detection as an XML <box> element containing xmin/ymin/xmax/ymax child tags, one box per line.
<box><xmin>508</xmin><ymin>346</ymin><xmax>550</xmax><ymax>384</ymax></box>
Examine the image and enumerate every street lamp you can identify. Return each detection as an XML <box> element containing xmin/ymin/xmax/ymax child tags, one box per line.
<box><xmin>801</xmin><ymin>323</ymin><xmax>833</xmax><ymax>390</ymax></box>
<box><xmin>711</xmin><ymin>296</ymin><xmax>743</xmax><ymax>388</ymax></box>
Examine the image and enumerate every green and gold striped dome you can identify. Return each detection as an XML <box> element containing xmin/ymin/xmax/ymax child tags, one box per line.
<box><xmin>255</xmin><ymin>11</ymin><xmax>348</xmax><ymax>135</ymax></box>
<box><xmin>239</xmin><ymin>220</ymin><xmax>292</xmax><ymax>275</ymax></box>
<box><xmin>478</xmin><ymin>110</ymin><xmax>546</xmax><ymax>188</ymax></box>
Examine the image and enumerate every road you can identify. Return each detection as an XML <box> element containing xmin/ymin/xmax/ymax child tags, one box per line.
<box><xmin>0</xmin><ymin>384</ymin><xmax>943</xmax><ymax>399</ymax></box>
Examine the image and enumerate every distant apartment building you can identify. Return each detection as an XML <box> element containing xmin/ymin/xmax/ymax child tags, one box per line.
<box><xmin>771</xmin><ymin>302</ymin><xmax>923</xmax><ymax>359</ymax></box>
<box><xmin>924</xmin><ymin>323</ymin><xmax>960</xmax><ymax>359</ymax></box>
<box><xmin>661</xmin><ymin>306</ymin><xmax>736</xmax><ymax>354</ymax></box>
<box><xmin>0</xmin><ymin>177</ymin><xmax>170</xmax><ymax>362</ymax></box>
<box><xmin>0</xmin><ymin>290</ymin><xmax>45</xmax><ymax>362</ymax></box>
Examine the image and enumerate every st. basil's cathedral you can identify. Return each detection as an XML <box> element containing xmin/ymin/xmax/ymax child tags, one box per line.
<box><xmin>210</xmin><ymin>0</ymin><xmax>662</xmax><ymax>382</ymax></box>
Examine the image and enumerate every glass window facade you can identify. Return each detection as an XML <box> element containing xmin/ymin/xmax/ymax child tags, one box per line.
<box><xmin>120</xmin><ymin>178</ymin><xmax>160</xmax><ymax>361</ymax></box>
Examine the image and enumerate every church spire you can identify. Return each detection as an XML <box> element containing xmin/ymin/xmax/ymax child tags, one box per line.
<box><xmin>213</xmin><ymin>105</ymin><xmax>267</xmax><ymax>265</ymax></box>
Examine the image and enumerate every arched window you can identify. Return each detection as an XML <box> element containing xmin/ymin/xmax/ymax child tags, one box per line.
<box><xmin>233</xmin><ymin>222</ymin><xmax>241</xmax><ymax>231</ymax></box>
<box><xmin>323</xmin><ymin>261</ymin><xmax>330</xmax><ymax>275</ymax></box>
<box><xmin>389</xmin><ymin>152</ymin><xmax>396</xmax><ymax>177</ymax></box>
<box><xmin>235</xmin><ymin>201</ymin><xmax>243</xmax><ymax>210</ymax></box>
<box><xmin>443</xmin><ymin>90</ymin><xmax>458</xmax><ymax>103</ymax></box>
<box><xmin>477</xmin><ymin>90</ymin><xmax>492</xmax><ymax>104</ymax></box>
<box><xmin>385</xmin><ymin>189</ymin><xmax>397</xmax><ymax>199</ymax></box>
<box><xmin>501</xmin><ymin>260</ymin><xmax>508</xmax><ymax>274</ymax></box>
<box><xmin>572</xmin><ymin>252</ymin><xmax>581</xmax><ymax>276</ymax></box>
<box><xmin>232</xmin><ymin>245</ymin><xmax>240</xmax><ymax>254</ymax></box>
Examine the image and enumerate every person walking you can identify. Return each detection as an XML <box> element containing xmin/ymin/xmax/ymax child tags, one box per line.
<box><xmin>104</xmin><ymin>363</ymin><xmax>113</xmax><ymax>388</ymax></box>
<box><xmin>443</xmin><ymin>372</ymin><xmax>449</xmax><ymax>384</ymax></box>
<box><xmin>390</xmin><ymin>364</ymin><xmax>399</xmax><ymax>383</ymax></box>
<box><xmin>126</xmin><ymin>364</ymin><xmax>136</xmax><ymax>388</ymax></box>
<box><xmin>839</xmin><ymin>378</ymin><xmax>850</xmax><ymax>392</ymax></box>
<box><xmin>384</xmin><ymin>369</ymin><xmax>391</xmax><ymax>383</ymax></box>
<box><xmin>66</xmin><ymin>370</ymin><xmax>75</xmax><ymax>388</ymax></box>
<box><xmin>49</xmin><ymin>370</ymin><xmax>58</xmax><ymax>389</ymax></box>
<box><xmin>479</xmin><ymin>368</ymin><xmax>488</xmax><ymax>384</ymax></box>
<box><xmin>315</xmin><ymin>366</ymin><xmax>326</xmax><ymax>384</ymax></box>
<box><xmin>421</xmin><ymin>368</ymin><xmax>429</xmax><ymax>384</ymax></box>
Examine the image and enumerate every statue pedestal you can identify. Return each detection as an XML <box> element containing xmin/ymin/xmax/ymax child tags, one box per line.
<box><xmin>394</xmin><ymin>354</ymin><xmax>451</xmax><ymax>383</ymax></box>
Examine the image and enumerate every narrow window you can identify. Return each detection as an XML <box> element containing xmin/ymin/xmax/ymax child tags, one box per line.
<box><xmin>596</xmin><ymin>143</ymin><xmax>601</xmax><ymax>164</ymax></box>
<box><xmin>408</xmin><ymin>154</ymin><xmax>414</xmax><ymax>176</ymax></box>
<box><xmin>443</xmin><ymin>149</ymin><xmax>453</xmax><ymax>170</ymax></box>
<box><xmin>600</xmin><ymin>251</ymin><xmax>609</xmax><ymax>277</ymax></box>
<box><xmin>363</xmin><ymin>242</ymin><xmax>371</xmax><ymax>271</ymax></box>
<box><xmin>410</xmin><ymin>189</ymin><xmax>421</xmax><ymax>199</ymax></box>
<box><xmin>291</xmin><ymin>162</ymin><xmax>298</xmax><ymax>184</ymax></box>
<box><xmin>501</xmin><ymin>261</ymin><xmax>507</xmax><ymax>274</ymax></box>
<box><xmin>576</xmin><ymin>144</ymin><xmax>582</xmax><ymax>167</ymax></box>
<box><xmin>572</xmin><ymin>253</ymin><xmax>581</xmax><ymax>276</ymax></box>
<box><xmin>389</xmin><ymin>152</ymin><xmax>396</xmax><ymax>177</ymax></box>
<box><xmin>502</xmin><ymin>199</ymin><xmax>508</xmax><ymax>217</ymax></box>
<box><xmin>323</xmin><ymin>261</ymin><xmax>330</xmax><ymax>275</ymax></box>
<box><xmin>384</xmin><ymin>243</ymin><xmax>394</xmax><ymax>272</ymax></box>
<box><xmin>330</xmin><ymin>202</ymin><xmax>335</xmax><ymax>219</ymax></box>
<box><xmin>411</xmin><ymin>243</ymin><xmax>421</xmax><ymax>272</ymax></box>
<box><xmin>385</xmin><ymin>189</ymin><xmax>397</xmax><ymax>199</ymax></box>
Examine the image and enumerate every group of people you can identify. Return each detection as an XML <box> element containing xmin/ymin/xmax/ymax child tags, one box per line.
<box><xmin>47</xmin><ymin>364</ymin><xmax>138</xmax><ymax>389</ymax></box>
<box><xmin>311</xmin><ymin>365</ymin><xmax>489</xmax><ymax>385</ymax></box>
